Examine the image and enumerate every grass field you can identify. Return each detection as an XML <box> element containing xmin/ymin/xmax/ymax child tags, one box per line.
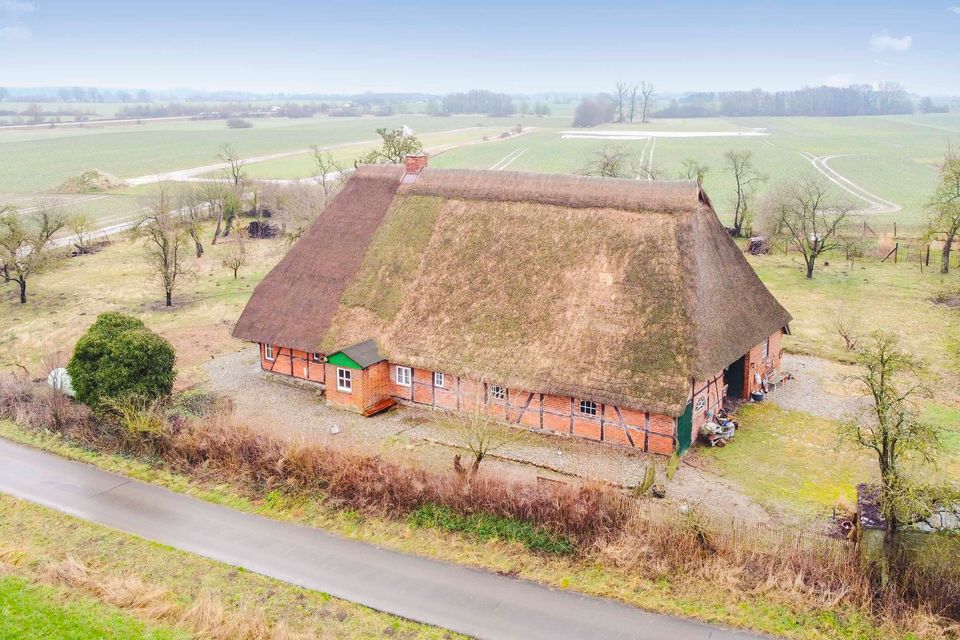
<box><xmin>0</xmin><ymin>575</ymin><xmax>188</xmax><ymax>640</ymax></box>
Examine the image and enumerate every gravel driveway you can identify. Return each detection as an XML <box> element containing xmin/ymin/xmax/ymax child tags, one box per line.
<box><xmin>203</xmin><ymin>347</ymin><xmax>774</xmax><ymax>525</ymax></box>
<box><xmin>770</xmin><ymin>354</ymin><xmax>870</xmax><ymax>420</ymax></box>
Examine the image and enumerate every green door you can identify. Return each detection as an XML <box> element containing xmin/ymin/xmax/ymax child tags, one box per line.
<box><xmin>676</xmin><ymin>401</ymin><xmax>694</xmax><ymax>455</ymax></box>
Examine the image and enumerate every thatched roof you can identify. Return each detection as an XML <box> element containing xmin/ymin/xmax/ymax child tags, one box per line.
<box><xmin>234</xmin><ymin>167</ymin><xmax>791</xmax><ymax>416</ymax></box>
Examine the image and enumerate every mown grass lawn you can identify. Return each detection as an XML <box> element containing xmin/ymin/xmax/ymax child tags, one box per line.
<box><xmin>700</xmin><ymin>403</ymin><xmax>876</xmax><ymax>519</ymax></box>
<box><xmin>749</xmin><ymin>253</ymin><xmax>960</xmax><ymax>401</ymax></box>
<box><xmin>0</xmin><ymin>575</ymin><xmax>188</xmax><ymax>640</ymax></box>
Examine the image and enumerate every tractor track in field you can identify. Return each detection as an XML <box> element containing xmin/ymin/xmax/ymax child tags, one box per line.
<box><xmin>800</xmin><ymin>151</ymin><xmax>902</xmax><ymax>215</ymax></box>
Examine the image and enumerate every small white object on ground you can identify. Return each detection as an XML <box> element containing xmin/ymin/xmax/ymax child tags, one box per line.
<box><xmin>330</xmin><ymin>425</ymin><xmax>341</xmax><ymax>435</ymax></box>
<box><xmin>47</xmin><ymin>368</ymin><xmax>75</xmax><ymax>397</ymax></box>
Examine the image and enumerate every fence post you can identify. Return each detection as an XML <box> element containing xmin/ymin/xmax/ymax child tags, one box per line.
<box><xmin>894</xmin><ymin>243</ymin><xmax>899</xmax><ymax>264</ymax></box>
<box><xmin>925</xmin><ymin>244</ymin><xmax>931</xmax><ymax>267</ymax></box>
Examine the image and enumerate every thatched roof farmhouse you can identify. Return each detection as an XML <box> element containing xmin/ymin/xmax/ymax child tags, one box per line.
<box><xmin>235</xmin><ymin>156</ymin><xmax>791</xmax><ymax>454</ymax></box>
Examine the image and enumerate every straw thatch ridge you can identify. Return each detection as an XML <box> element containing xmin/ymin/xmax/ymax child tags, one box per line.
<box><xmin>232</xmin><ymin>165</ymin><xmax>404</xmax><ymax>351</ymax></box>
<box><xmin>401</xmin><ymin>168</ymin><xmax>702</xmax><ymax>212</ymax></box>
<box><xmin>236</xmin><ymin>166</ymin><xmax>792</xmax><ymax>416</ymax></box>
<box><xmin>684</xmin><ymin>203</ymin><xmax>793</xmax><ymax>380</ymax></box>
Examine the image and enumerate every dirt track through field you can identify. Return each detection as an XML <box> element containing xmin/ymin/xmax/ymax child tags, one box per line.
<box><xmin>801</xmin><ymin>152</ymin><xmax>901</xmax><ymax>215</ymax></box>
<box><xmin>489</xmin><ymin>147</ymin><xmax>528</xmax><ymax>170</ymax></box>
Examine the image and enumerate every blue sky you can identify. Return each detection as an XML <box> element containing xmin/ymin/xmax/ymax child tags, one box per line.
<box><xmin>1</xmin><ymin>0</ymin><xmax>958</xmax><ymax>95</ymax></box>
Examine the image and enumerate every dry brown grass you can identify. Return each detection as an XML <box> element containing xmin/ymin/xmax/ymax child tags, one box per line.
<box><xmin>4</xmin><ymin>378</ymin><xmax>959</xmax><ymax>636</ymax></box>
<box><xmin>23</xmin><ymin>552</ymin><xmax>323</xmax><ymax>640</ymax></box>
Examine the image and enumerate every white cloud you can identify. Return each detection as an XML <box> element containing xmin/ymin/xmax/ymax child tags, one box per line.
<box><xmin>0</xmin><ymin>0</ymin><xmax>35</xmax><ymax>13</ymax></box>
<box><xmin>0</xmin><ymin>24</ymin><xmax>31</xmax><ymax>40</ymax></box>
<box><xmin>950</xmin><ymin>6</ymin><xmax>960</xmax><ymax>13</ymax></box>
<box><xmin>869</xmin><ymin>30</ymin><xmax>912</xmax><ymax>52</ymax></box>
<box><xmin>824</xmin><ymin>73</ymin><xmax>856</xmax><ymax>87</ymax></box>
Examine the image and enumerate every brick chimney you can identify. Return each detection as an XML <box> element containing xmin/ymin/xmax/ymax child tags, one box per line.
<box><xmin>404</xmin><ymin>154</ymin><xmax>428</xmax><ymax>175</ymax></box>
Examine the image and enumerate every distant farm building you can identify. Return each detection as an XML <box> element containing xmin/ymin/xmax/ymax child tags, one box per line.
<box><xmin>234</xmin><ymin>156</ymin><xmax>792</xmax><ymax>455</ymax></box>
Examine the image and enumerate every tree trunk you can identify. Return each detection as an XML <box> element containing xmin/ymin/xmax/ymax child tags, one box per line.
<box><xmin>805</xmin><ymin>258</ymin><xmax>815</xmax><ymax>279</ymax></box>
<box><xmin>211</xmin><ymin>211</ymin><xmax>223</xmax><ymax>245</ymax></box>
<box><xmin>942</xmin><ymin>237</ymin><xmax>953</xmax><ymax>274</ymax></box>
<box><xmin>165</xmin><ymin>290</ymin><xmax>172</xmax><ymax>307</ymax></box>
<box><xmin>18</xmin><ymin>279</ymin><xmax>26</xmax><ymax>304</ymax></box>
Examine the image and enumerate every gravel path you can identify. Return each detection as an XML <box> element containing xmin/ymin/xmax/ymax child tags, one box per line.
<box><xmin>770</xmin><ymin>354</ymin><xmax>870</xmax><ymax>420</ymax></box>
<box><xmin>203</xmin><ymin>348</ymin><xmax>773</xmax><ymax>525</ymax></box>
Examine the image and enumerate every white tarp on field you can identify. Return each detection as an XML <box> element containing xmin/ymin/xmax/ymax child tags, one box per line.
<box><xmin>561</xmin><ymin>130</ymin><xmax>769</xmax><ymax>140</ymax></box>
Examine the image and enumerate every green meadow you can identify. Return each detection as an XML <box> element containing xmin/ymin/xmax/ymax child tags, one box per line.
<box><xmin>2</xmin><ymin>109</ymin><xmax>957</xmax><ymax>232</ymax></box>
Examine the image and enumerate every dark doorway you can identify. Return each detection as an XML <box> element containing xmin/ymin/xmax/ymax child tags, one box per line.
<box><xmin>725</xmin><ymin>355</ymin><xmax>746</xmax><ymax>399</ymax></box>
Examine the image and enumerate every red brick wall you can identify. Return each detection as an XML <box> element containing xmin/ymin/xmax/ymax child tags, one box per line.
<box><xmin>690</xmin><ymin>372</ymin><xmax>726</xmax><ymax>444</ymax></box>
<box><xmin>258</xmin><ymin>343</ymin><xmax>325</xmax><ymax>385</ymax></box>
<box><xmin>324</xmin><ymin>361</ymin><xmax>391</xmax><ymax>413</ymax></box>
<box><xmin>381</xmin><ymin>366</ymin><xmax>679</xmax><ymax>454</ymax></box>
<box><xmin>742</xmin><ymin>330</ymin><xmax>784</xmax><ymax>397</ymax></box>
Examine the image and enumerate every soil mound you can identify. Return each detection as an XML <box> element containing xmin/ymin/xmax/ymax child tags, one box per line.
<box><xmin>57</xmin><ymin>169</ymin><xmax>125</xmax><ymax>193</ymax></box>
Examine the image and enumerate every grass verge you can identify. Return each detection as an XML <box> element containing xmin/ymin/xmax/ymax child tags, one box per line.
<box><xmin>0</xmin><ymin>492</ymin><xmax>460</xmax><ymax>639</ymax></box>
<box><xmin>408</xmin><ymin>503</ymin><xmax>575</xmax><ymax>555</ymax></box>
<box><xmin>0</xmin><ymin>574</ymin><xmax>187</xmax><ymax>640</ymax></box>
<box><xmin>0</xmin><ymin>419</ymin><xmax>934</xmax><ymax>640</ymax></box>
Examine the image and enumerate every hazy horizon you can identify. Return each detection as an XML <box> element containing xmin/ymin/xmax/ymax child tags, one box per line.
<box><xmin>1</xmin><ymin>0</ymin><xmax>958</xmax><ymax>96</ymax></box>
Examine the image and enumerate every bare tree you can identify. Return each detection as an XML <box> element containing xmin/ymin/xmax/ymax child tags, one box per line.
<box><xmin>197</xmin><ymin>181</ymin><xmax>229</xmax><ymax>245</ymax></box>
<box><xmin>451</xmin><ymin>410</ymin><xmax>513</xmax><ymax>478</ymax></box>
<box><xmin>310</xmin><ymin>146</ymin><xmax>344</xmax><ymax>196</ymax></box>
<box><xmin>927</xmin><ymin>141</ymin><xmax>960</xmax><ymax>274</ymax></box>
<box><xmin>627</xmin><ymin>83</ymin><xmax>639</xmax><ymax>123</ymax></box>
<box><xmin>833</xmin><ymin>306</ymin><xmax>861</xmax><ymax>352</ymax></box>
<box><xmin>221</xmin><ymin>236</ymin><xmax>247</xmax><ymax>279</ymax></box>
<box><xmin>678</xmin><ymin>158</ymin><xmax>709</xmax><ymax>183</ymax></box>
<box><xmin>764</xmin><ymin>177</ymin><xmax>853</xmax><ymax>278</ymax></box>
<box><xmin>0</xmin><ymin>204</ymin><xmax>66</xmax><ymax>304</ymax></box>
<box><xmin>639</xmin><ymin>81</ymin><xmax>656</xmax><ymax>123</ymax></box>
<box><xmin>135</xmin><ymin>187</ymin><xmax>193</xmax><ymax>307</ymax></box>
<box><xmin>839</xmin><ymin>332</ymin><xmax>938</xmax><ymax>534</ymax></box>
<box><xmin>175</xmin><ymin>186</ymin><xmax>212</xmax><ymax>258</ymax></box>
<box><xmin>724</xmin><ymin>149</ymin><xmax>767</xmax><ymax>237</ymax></box>
<box><xmin>614</xmin><ymin>81</ymin><xmax>628</xmax><ymax>123</ymax></box>
<box><xmin>219</xmin><ymin>143</ymin><xmax>246</xmax><ymax>190</ymax></box>
<box><xmin>67</xmin><ymin>213</ymin><xmax>95</xmax><ymax>253</ymax></box>
<box><xmin>581</xmin><ymin>145</ymin><xmax>638</xmax><ymax>179</ymax></box>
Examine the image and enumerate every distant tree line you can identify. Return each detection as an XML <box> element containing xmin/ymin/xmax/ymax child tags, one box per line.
<box><xmin>442</xmin><ymin>90</ymin><xmax>516</xmax><ymax>116</ymax></box>
<box><xmin>654</xmin><ymin>84</ymin><xmax>919</xmax><ymax>118</ymax></box>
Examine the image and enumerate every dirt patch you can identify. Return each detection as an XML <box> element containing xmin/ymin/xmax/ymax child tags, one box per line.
<box><xmin>56</xmin><ymin>169</ymin><xmax>124</xmax><ymax>193</ymax></box>
<box><xmin>933</xmin><ymin>293</ymin><xmax>960</xmax><ymax>308</ymax></box>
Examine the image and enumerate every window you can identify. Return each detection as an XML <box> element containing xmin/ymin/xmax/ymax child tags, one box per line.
<box><xmin>433</xmin><ymin>371</ymin><xmax>444</xmax><ymax>388</ymax></box>
<box><xmin>396</xmin><ymin>366</ymin><xmax>412</xmax><ymax>387</ymax></box>
<box><xmin>762</xmin><ymin>337</ymin><xmax>770</xmax><ymax>360</ymax></box>
<box><xmin>311</xmin><ymin>352</ymin><xmax>323</xmax><ymax>363</ymax></box>
<box><xmin>264</xmin><ymin>344</ymin><xmax>275</xmax><ymax>361</ymax></box>
<box><xmin>578</xmin><ymin>400</ymin><xmax>597</xmax><ymax>416</ymax></box>
<box><xmin>490</xmin><ymin>385</ymin><xmax>505</xmax><ymax>401</ymax></box>
<box><xmin>336</xmin><ymin>368</ymin><xmax>352</xmax><ymax>393</ymax></box>
<box><xmin>694</xmin><ymin>396</ymin><xmax>707</xmax><ymax>413</ymax></box>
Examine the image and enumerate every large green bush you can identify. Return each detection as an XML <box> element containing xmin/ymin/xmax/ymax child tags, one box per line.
<box><xmin>67</xmin><ymin>312</ymin><xmax>176</xmax><ymax>407</ymax></box>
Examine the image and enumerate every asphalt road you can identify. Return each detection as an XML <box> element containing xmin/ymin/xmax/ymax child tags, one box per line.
<box><xmin>0</xmin><ymin>438</ymin><xmax>770</xmax><ymax>640</ymax></box>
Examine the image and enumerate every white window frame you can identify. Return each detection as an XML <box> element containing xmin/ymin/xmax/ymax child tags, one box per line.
<box><xmin>578</xmin><ymin>399</ymin><xmax>597</xmax><ymax>416</ymax></box>
<box><xmin>490</xmin><ymin>385</ymin><xmax>505</xmax><ymax>401</ymax></box>
<box><xmin>395</xmin><ymin>366</ymin><xmax>412</xmax><ymax>387</ymax></box>
<box><xmin>336</xmin><ymin>367</ymin><xmax>352</xmax><ymax>393</ymax></box>
<box><xmin>433</xmin><ymin>371</ymin><xmax>445</xmax><ymax>388</ymax></box>
<box><xmin>762</xmin><ymin>337</ymin><xmax>770</xmax><ymax>360</ymax></box>
<box><xmin>264</xmin><ymin>344</ymin><xmax>275</xmax><ymax>361</ymax></box>
<box><xmin>311</xmin><ymin>352</ymin><xmax>323</xmax><ymax>363</ymax></box>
